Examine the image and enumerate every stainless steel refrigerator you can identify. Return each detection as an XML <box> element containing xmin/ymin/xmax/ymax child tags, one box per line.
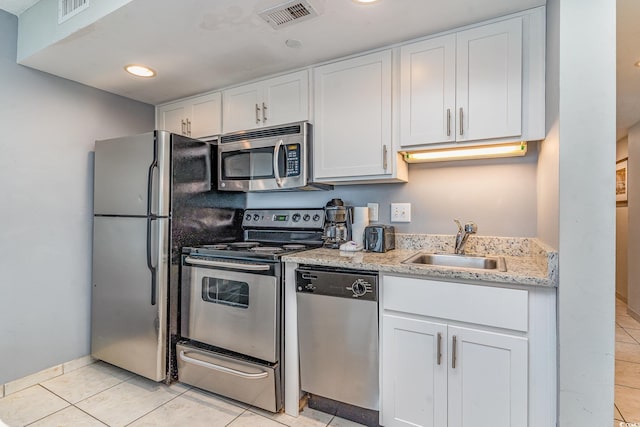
<box><xmin>91</xmin><ymin>131</ymin><xmax>245</xmax><ymax>382</ymax></box>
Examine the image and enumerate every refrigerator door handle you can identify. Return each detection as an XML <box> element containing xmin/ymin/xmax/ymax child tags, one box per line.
<box><xmin>147</xmin><ymin>158</ymin><xmax>158</xmax><ymax>217</ymax></box>
<box><xmin>146</xmin><ymin>152</ymin><xmax>159</xmax><ymax>306</ymax></box>
<box><xmin>146</xmin><ymin>216</ymin><xmax>157</xmax><ymax>306</ymax></box>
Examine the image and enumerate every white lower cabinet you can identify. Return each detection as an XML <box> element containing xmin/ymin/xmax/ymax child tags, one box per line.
<box><xmin>380</xmin><ymin>275</ymin><xmax>547</xmax><ymax>427</ymax></box>
<box><xmin>382</xmin><ymin>315</ymin><xmax>448</xmax><ymax>427</ymax></box>
<box><xmin>446</xmin><ymin>325</ymin><xmax>527</xmax><ymax>427</ymax></box>
<box><xmin>382</xmin><ymin>315</ymin><xmax>527</xmax><ymax>427</ymax></box>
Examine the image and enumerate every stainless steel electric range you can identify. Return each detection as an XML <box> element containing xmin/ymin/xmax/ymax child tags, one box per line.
<box><xmin>177</xmin><ymin>208</ymin><xmax>325</xmax><ymax>412</ymax></box>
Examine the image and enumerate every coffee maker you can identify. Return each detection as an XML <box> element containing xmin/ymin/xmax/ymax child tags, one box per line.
<box><xmin>323</xmin><ymin>199</ymin><xmax>352</xmax><ymax>248</ymax></box>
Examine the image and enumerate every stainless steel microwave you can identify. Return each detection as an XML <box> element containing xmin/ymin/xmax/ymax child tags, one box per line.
<box><xmin>217</xmin><ymin>121</ymin><xmax>331</xmax><ymax>192</ymax></box>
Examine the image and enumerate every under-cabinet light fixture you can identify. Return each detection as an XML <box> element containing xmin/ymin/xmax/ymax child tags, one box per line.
<box><xmin>403</xmin><ymin>142</ymin><xmax>528</xmax><ymax>163</ymax></box>
<box><xmin>124</xmin><ymin>64</ymin><xmax>156</xmax><ymax>78</ymax></box>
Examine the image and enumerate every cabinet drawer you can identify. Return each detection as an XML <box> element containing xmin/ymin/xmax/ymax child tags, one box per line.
<box><xmin>383</xmin><ymin>276</ymin><xmax>528</xmax><ymax>332</ymax></box>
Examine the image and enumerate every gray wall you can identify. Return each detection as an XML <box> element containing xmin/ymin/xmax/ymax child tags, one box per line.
<box><xmin>617</xmin><ymin>136</ymin><xmax>629</xmax><ymax>301</ymax></box>
<box><xmin>248</xmin><ymin>148</ymin><xmax>538</xmax><ymax>237</ymax></box>
<box><xmin>0</xmin><ymin>10</ymin><xmax>154</xmax><ymax>384</ymax></box>
<box><xmin>554</xmin><ymin>0</ymin><xmax>616</xmax><ymax>425</ymax></box>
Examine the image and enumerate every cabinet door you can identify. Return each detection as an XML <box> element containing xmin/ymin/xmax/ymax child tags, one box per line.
<box><xmin>262</xmin><ymin>70</ymin><xmax>308</xmax><ymax>127</ymax></box>
<box><xmin>382</xmin><ymin>314</ymin><xmax>447</xmax><ymax>427</ymax></box>
<box><xmin>190</xmin><ymin>92</ymin><xmax>221</xmax><ymax>139</ymax></box>
<box><xmin>313</xmin><ymin>50</ymin><xmax>392</xmax><ymax>179</ymax></box>
<box><xmin>400</xmin><ymin>34</ymin><xmax>456</xmax><ymax>147</ymax></box>
<box><xmin>157</xmin><ymin>102</ymin><xmax>188</xmax><ymax>135</ymax></box>
<box><xmin>456</xmin><ymin>17</ymin><xmax>523</xmax><ymax>142</ymax></box>
<box><xmin>222</xmin><ymin>82</ymin><xmax>262</xmax><ymax>133</ymax></box>
<box><xmin>447</xmin><ymin>326</ymin><xmax>528</xmax><ymax>427</ymax></box>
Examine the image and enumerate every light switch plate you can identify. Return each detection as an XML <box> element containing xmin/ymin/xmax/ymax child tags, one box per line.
<box><xmin>367</xmin><ymin>203</ymin><xmax>379</xmax><ymax>222</ymax></box>
<box><xmin>391</xmin><ymin>203</ymin><xmax>411</xmax><ymax>222</ymax></box>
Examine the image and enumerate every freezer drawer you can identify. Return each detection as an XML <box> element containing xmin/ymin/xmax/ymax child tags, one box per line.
<box><xmin>176</xmin><ymin>342</ymin><xmax>281</xmax><ymax>412</ymax></box>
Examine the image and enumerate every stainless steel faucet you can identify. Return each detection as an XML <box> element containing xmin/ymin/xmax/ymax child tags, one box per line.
<box><xmin>454</xmin><ymin>219</ymin><xmax>477</xmax><ymax>254</ymax></box>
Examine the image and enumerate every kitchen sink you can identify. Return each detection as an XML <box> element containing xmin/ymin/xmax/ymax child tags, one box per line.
<box><xmin>402</xmin><ymin>253</ymin><xmax>507</xmax><ymax>272</ymax></box>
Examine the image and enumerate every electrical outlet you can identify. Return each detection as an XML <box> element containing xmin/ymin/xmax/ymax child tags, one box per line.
<box><xmin>391</xmin><ymin>203</ymin><xmax>411</xmax><ymax>222</ymax></box>
<box><xmin>367</xmin><ymin>203</ymin><xmax>379</xmax><ymax>222</ymax></box>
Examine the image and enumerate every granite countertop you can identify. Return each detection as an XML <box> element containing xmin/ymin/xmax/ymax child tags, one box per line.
<box><xmin>282</xmin><ymin>234</ymin><xmax>558</xmax><ymax>288</ymax></box>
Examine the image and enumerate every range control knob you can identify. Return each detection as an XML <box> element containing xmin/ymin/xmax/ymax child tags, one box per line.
<box><xmin>253</xmin><ymin>214</ymin><xmax>260</xmax><ymax>221</ymax></box>
<box><xmin>292</xmin><ymin>213</ymin><xmax>301</xmax><ymax>222</ymax></box>
<box><xmin>351</xmin><ymin>279</ymin><xmax>369</xmax><ymax>297</ymax></box>
<box><xmin>303</xmin><ymin>214</ymin><xmax>311</xmax><ymax>221</ymax></box>
<box><xmin>312</xmin><ymin>214</ymin><xmax>321</xmax><ymax>222</ymax></box>
<box><xmin>245</xmin><ymin>213</ymin><xmax>252</xmax><ymax>221</ymax></box>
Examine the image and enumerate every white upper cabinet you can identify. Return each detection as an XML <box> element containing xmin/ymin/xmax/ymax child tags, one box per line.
<box><xmin>456</xmin><ymin>17</ymin><xmax>522</xmax><ymax>142</ymax></box>
<box><xmin>400</xmin><ymin>7</ymin><xmax>545</xmax><ymax>149</ymax></box>
<box><xmin>400</xmin><ymin>34</ymin><xmax>456</xmax><ymax>146</ymax></box>
<box><xmin>222</xmin><ymin>70</ymin><xmax>309</xmax><ymax>133</ymax></box>
<box><xmin>156</xmin><ymin>92</ymin><xmax>221</xmax><ymax>139</ymax></box>
<box><xmin>313</xmin><ymin>50</ymin><xmax>407</xmax><ymax>183</ymax></box>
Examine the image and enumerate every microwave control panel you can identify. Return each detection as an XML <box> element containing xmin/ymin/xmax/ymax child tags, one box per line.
<box><xmin>285</xmin><ymin>144</ymin><xmax>301</xmax><ymax>177</ymax></box>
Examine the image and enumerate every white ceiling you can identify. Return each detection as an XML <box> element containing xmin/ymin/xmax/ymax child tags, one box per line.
<box><xmin>4</xmin><ymin>0</ymin><xmax>637</xmax><ymax>139</ymax></box>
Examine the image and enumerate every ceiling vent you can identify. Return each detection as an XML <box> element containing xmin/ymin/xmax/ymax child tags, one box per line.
<box><xmin>258</xmin><ymin>0</ymin><xmax>319</xmax><ymax>29</ymax></box>
<box><xmin>58</xmin><ymin>0</ymin><xmax>89</xmax><ymax>24</ymax></box>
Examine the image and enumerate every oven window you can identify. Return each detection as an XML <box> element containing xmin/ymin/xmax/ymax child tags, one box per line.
<box><xmin>201</xmin><ymin>278</ymin><xmax>249</xmax><ymax>309</ymax></box>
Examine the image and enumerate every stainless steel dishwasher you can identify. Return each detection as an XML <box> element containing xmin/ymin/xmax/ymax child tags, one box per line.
<box><xmin>296</xmin><ymin>265</ymin><xmax>379</xmax><ymax>417</ymax></box>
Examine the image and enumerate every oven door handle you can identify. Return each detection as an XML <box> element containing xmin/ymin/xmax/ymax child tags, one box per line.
<box><xmin>184</xmin><ymin>256</ymin><xmax>271</xmax><ymax>271</ymax></box>
<box><xmin>179</xmin><ymin>351</ymin><xmax>269</xmax><ymax>379</ymax></box>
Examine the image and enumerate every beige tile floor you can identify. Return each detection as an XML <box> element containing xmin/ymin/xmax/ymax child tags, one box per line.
<box><xmin>0</xmin><ymin>362</ymin><xmax>364</xmax><ymax>427</ymax></box>
<box><xmin>616</xmin><ymin>298</ymin><xmax>640</xmax><ymax>427</ymax></box>
<box><xmin>4</xmin><ymin>301</ymin><xmax>638</xmax><ymax>427</ymax></box>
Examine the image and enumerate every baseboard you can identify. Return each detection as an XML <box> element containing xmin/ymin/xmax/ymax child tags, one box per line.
<box><xmin>616</xmin><ymin>292</ymin><xmax>628</xmax><ymax>303</ymax></box>
<box><xmin>628</xmin><ymin>305</ymin><xmax>640</xmax><ymax>323</ymax></box>
<box><xmin>1</xmin><ymin>355</ymin><xmax>96</xmax><ymax>397</ymax></box>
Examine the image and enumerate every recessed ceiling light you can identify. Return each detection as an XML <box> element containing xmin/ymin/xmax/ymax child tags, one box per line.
<box><xmin>353</xmin><ymin>0</ymin><xmax>379</xmax><ymax>3</ymax></box>
<box><xmin>635</xmin><ymin>61</ymin><xmax>640</xmax><ymax>68</ymax></box>
<box><xmin>124</xmin><ymin>64</ymin><xmax>156</xmax><ymax>78</ymax></box>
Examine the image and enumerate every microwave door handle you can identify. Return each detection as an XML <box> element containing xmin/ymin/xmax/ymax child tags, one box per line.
<box><xmin>273</xmin><ymin>139</ymin><xmax>284</xmax><ymax>188</ymax></box>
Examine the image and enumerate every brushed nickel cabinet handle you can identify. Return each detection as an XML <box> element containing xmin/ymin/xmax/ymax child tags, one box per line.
<box><xmin>447</xmin><ymin>109</ymin><xmax>451</xmax><ymax>136</ymax></box>
<box><xmin>255</xmin><ymin>103</ymin><xmax>261</xmax><ymax>124</ymax></box>
<box><xmin>187</xmin><ymin>118</ymin><xmax>192</xmax><ymax>136</ymax></box>
<box><xmin>459</xmin><ymin>108</ymin><xmax>463</xmax><ymax>136</ymax></box>
<box><xmin>181</xmin><ymin>119</ymin><xmax>186</xmax><ymax>135</ymax></box>
<box><xmin>437</xmin><ymin>332</ymin><xmax>442</xmax><ymax>365</ymax></box>
<box><xmin>452</xmin><ymin>335</ymin><xmax>457</xmax><ymax>369</ymax></box>
<box><xmin>383</xmin><ymin>145</ymin><xmax>388</xmax><ymax>170</ymax></box>
<box><xmin>262</xmin><ymin>102</ymin><xmax>267</xmax><ymax>122</ymax></box>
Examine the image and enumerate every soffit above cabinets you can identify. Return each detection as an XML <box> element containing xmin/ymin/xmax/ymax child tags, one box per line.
<box><xmin>13</xmin><ymin>0</ymin><xmax>545</xmax><ymax>105</ymax></box>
